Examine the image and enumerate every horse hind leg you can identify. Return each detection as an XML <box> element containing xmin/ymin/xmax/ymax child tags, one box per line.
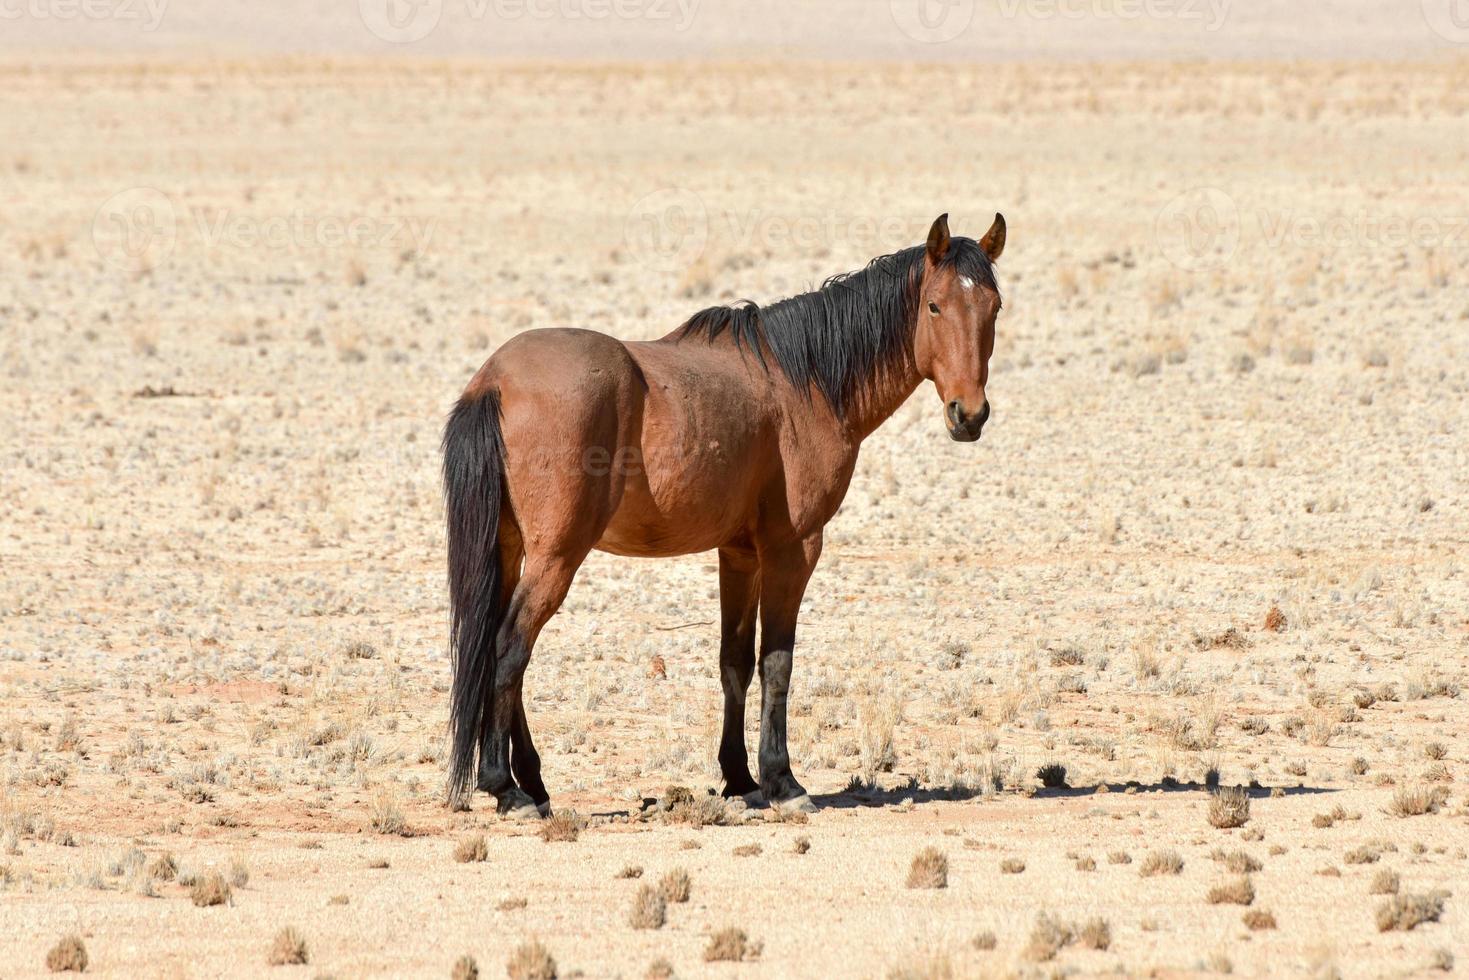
<box><xmin>477</xmin><ymin>550</ymin><xmax>585</xmax><ymax>818</ymax></box>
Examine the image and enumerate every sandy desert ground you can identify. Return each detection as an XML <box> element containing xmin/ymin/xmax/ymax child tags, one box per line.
<box><xmin>2</xmin><ymin>7</ymin><xmax>1469</xmax><ymax>978</ymax></box>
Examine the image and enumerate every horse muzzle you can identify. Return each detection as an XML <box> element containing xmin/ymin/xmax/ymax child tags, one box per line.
<box><xmin>945</xmin><ymin>399</ymin><xmax>989</xmax><ymax>443</ymax></box>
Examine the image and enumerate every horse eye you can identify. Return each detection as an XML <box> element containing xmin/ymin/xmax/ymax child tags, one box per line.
<box><xmin>928</xmin><ymin>302</ymin><xmax>940</xmax><ymax>315</ymax></box>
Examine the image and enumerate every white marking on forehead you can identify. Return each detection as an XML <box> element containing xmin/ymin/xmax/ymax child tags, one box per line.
<box><xmin>960</xmin><ymin>276</ymin><xmax>975</xmax><ymax>290</ymax></box>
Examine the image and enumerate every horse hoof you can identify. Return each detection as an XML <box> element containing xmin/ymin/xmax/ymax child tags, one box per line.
<box><xmin>772</xmin><ymin>793</ymin><xmax>818</xmax><ymax>815</ymax></box>
<box><xmin>497</xmin><ymin>788</ymin><xmax>543</xmax><ymax>820</ymax></box>
<box><xmin>536</xmin><ymin>801</ymin><xmax>553</xmax><ymax>819</ymax></box>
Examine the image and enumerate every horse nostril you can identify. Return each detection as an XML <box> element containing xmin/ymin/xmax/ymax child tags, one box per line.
<box><xmin>946</xmin><ymin>400</ymin><xmax>965</xmax><ymax>429</ymax></box>
<box><xmin>977</xmin><ymin>400</ymin><xmax>991</xmax><ymax>429</ymax></box>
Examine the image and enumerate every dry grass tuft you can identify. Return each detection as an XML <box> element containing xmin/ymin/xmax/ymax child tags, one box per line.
<box><xmin>616</xmin><ymin>864</ymin><xmax>643</xmax><ymax>879</ymax></box>
<box><xmin>1376</xmin><ymin>892</ymin><xmax>1446</xmax><ymax>931</ymax></box>
<box><xmin>453</xmin><ymin>834</ymin><xmax>488</xmax><ymax>863</ymax></box>
<box><xmin>1242</xmin><ymin>909</ymin><xmax>1277</xmax><ymax>931</ymax></box>
<box><xmin>1078</xmin><ymin>917</ymin><xmax>1111</xmax><ymax>950</ymax></box>
<box><xmin>369</xmin><ymin>792</ymin><xmax>408</xmax><ymax>836</ymax></box>
<box><xmin>628</xmin><ymin>883</ymin><xmax>666</xmax><ymax>929</ymax></box>
<box><xmin>1108</xmin><ymin>850</ymin><xmax>1132</xmax><ymax>865</ymax></box>
<box><xmin>906</xmin><ymin>847</ymin><xmax>948</xmax><ymax>889</ymax></box>
<box><xmin>539</xmin><ymin>810</ymin><xmax>586</xmax><ymax>843</ymax></box>
<box><xmin>886</xmin><ymin>953</ymin><xmax>955</xmax><ymax>980</ymax></box>
<box><xmin>1140</xmin><ymin>849</ymin><xmax>1183</xmax><ymax>877</ymax></box>
<box><xmin>46</xmin><ymin>934</ymin><xmax>88</xmax><ymax>973</ymax></box>
<box><xmin>1000</xmin><ymin>857</ymin><xmax>1026</xmax><ymax>874</ymax></box>
<box><xmin>658</xmin><ymin>868</ymin><xmax>691</xmax><ymax>904</ymax></box>
<box><xmin>506</xmin><ymin>940</ymin><xmax>557</xmax><ymax>980</ymax></box>
<box><xmin>1264</xmin><ymin>605</ymin><xmax>1287</xmax><ymax>632</ymax></box>
<box><xmin>1388</xmin><ymin>785</ymin><xmax>1449</xmax><ymax>817</ymax></box>
<box><xmin>147</xmin><ymin>852</ymin><xmax>178</xmax><ymax>881</ymax></box>
<box><xmin>1370</xmin><ymin>869</ymin><xmax>1400</xmax><ymax>895</ymax></box>
<box><xmin>1024</xmin><ymin>912</ymin><xmax>1074</xmax><ymax>962</ymax></box>
<box><xmin>704</xmin><ymin>927</ymin><xmax>760</xmax><ymax>962</ymax></box>
<box><xmin>190</xmin><ymin>872</ymin><xmax>233</xmax><ymax>907</ymax></box>
<box><xmin>267</xmin><ymin>926</ymin><xmax>308</xmax><ymax>966</ymax></box>
<box><xmin>1207</xmin><ymin>876</ymin><xmax>1255</xmax><ymax>905</ymax></box>
<box><xmin>793</xmin><ymin>835</ymin><xmax>811</xmax><ymax>855</ymax></box>
<box><xmin>451</xmin><ymin>954</ymin><xmax>479</xmax><ymax>980</ymax></box>
<box><xmin>972</xmin><ymin>931</ymin><xmax>997</xmax><ymax>951</ymax></box>
<box><xmin>1208</xmin><ymin>787</ymin><xmax>1251</xmax><ymax>828</ymax></box>
<box><xmin>732</xmin><ymin>843</ymin><xmax>762</xmax><ymax>857</ymax></box>
<box><xmin>1212</xmin><ymin>849</ymin><xmax>1262</xmax><ymax>874</ymax></box>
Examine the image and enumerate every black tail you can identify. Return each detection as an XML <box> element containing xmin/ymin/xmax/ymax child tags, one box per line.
<box><xmin>442</xmin><ymin>389</ymin><xmax>508</xmax><ymax>805</ymax></box>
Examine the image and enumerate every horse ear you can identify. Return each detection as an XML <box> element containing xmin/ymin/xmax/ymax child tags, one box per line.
<box><xmin>980</xmin><ymin>212</ymin><xmax>1006</xmax><ymax>262</ymax></box>
<box><xmin>926</xmin><ymin>213</ymin><xmax>951</xmax><ymax>263</ymax></box>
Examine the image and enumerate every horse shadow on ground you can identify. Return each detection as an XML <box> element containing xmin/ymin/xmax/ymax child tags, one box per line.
<box><xmin>808</xmin><ymin>778</ymin><xmax>1338</xmax><ymax>811</ymax></box>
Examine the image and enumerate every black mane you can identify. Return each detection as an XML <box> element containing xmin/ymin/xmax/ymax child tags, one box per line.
<box><xmin>675</xmin><ymin>237</ymin><xmax>997</xmax><ymax>417</ymax></box>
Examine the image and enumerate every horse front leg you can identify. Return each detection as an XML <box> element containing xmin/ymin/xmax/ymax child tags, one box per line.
<box><xmin>755</xmin><ymin>532</ymin><xmax>822</xmax><ymax>812</ymax></box>
<box><xmin>716</xmin><ymin>546</ymin><xmax>761</xmax><ymax>798</ymax></box>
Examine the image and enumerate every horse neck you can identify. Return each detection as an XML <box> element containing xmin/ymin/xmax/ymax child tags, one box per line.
<box><xmin>839</xmin><ymin>337</ymin><xmax>924</xmax><ymax>443</ymax></box>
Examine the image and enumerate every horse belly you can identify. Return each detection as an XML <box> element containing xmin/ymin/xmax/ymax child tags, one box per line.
<box><xmin>595</xmin><ymin>421</ymin><xmax>762</xmax><ymax>558</ymax></box>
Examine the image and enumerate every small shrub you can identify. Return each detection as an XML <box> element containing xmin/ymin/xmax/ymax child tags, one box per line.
<box><xmin>628</xmin><ymin>884</ymin><xmax>666</xmax><ymax>929</ymax></box>
<box><xmin>645</xmin><ymin>959</ymin><xmax>673</xmax><ymax>980</ymax></box>
<box><xmin>659</xmin><ymin>868</ymin><xmax>691</xmax><ymax>904</ymax></box>
<box><xmin>704</xmin><ymin>927</ymin><xmax>760</xmax><ymax>962</ymax></box>
<box><xmin>451</xmin><ymin>954</ymin><xmax>479</xmax><ymax>980</ymax></box>
<box><xmin>46</xmin><ymin>934</ymin><xmax>88</xmax><ymax>973</ymax></box>
<box><xmin>268</xmin><ymin>927</ymin><xmax>308</xmax><ymax>966</ymax></box>
<box><xmin>972</xmin><ymin>931</ymin><xmax>997</xmax><ymax>951</ymax></box>
<box><xmin>793</xmin><ymin>835</ymin><xmax>811</xmax><ymax>855</ymax></box>
<box><xmin>906</xmin><ymin>847</ymin><xmax>948</xmax><ymax>889</ymax></box>
<box><xmin>1140</xmin><ymin>850</ymin><xmax>1183</xmax><ymax>877</ymax></box>
<box><xmin>539</xmin><ymin>811</ymin><xmax>585</xmax><ymax>843</ymax></box>
<box><xmin>506</xmin><ymin>941</ymin><xmax>556</xmax><ymax>980</ymax></box>
<box><xmin>1208</xmin><ymin>787</ymin><xmax>1250</xmax><ymax>829</ymax></box>
<box><xmin>1207</xmin><ymin>876</ymin><xmax>1255</xmax><ymax>905</ymax></box>
<box><xmin>616</xmin><ymin>864</ymin><xmax>643</xmax><ymax>879</ymax></box>
<box><xmin>1242</xmin><ymin>909</ymin><xmax>1276</xmax><ymax>931</ymax></box>
<box><xmin>454</xmin><ymin>834</ymin><xmax>488</xmax><ymax>864</ymax></box>
<box><xmin>1036</xmin><ymin>763</ymin><xmax>1067</xmax><ymax>788</ymax></box>
<box><xmin>229</xmin><ymin>858</ymin><xmax>250</xmax><ymax>889</ymax></box>
<box><xmin>1344</xmin><ymin>845</ymin><xmax>1380</xmax><ymax>865</ymax></box>
<box><xmin>1000</xmin><ymin>858</ymin><xmax>1026</xmax><ymax>874</ymax></box>
<box><xmin>1425</xmin><ymin>742</ymin><xmax>1447</xmax><ymax>761</ymax></box>
<box><xmin>1108</xmin><ymin>850</ymin><xmax>1132</xmax><ymax>865</ymax></box>
<box><xmin>1377</xmin><ymin>892</ymin><xmax>1446</xmax><ymax>931</ymax></box>
<box><xmin>732</xmin><ymin>843</ymin><xmax>762</xmax><ymax>857</ymax></box>
<box><xmin>1075</xmin><ymin>855</ymin><xmax>1096</xmax><ymax>871</ymax></box>
<box><xmin>190</xmin><ymin>872</ymin><xmax>232</xmax><ymax>907</ymax></box>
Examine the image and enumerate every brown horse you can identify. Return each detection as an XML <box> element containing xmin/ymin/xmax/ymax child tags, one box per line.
<box><xmin>443</xmin><ymin>212</ymin><xmax>1005</xmax><ymax>816</ymax></box>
